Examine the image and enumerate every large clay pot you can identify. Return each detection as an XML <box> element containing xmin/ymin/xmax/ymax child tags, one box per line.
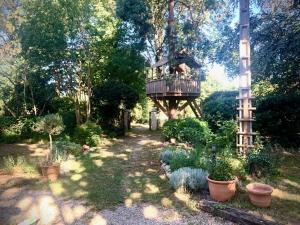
<box><xmin>246</xmin><ymin>183</ymin><xmax>273</xmax><ymax>208</ymax></box>
<box><xmin>41</xmin><ymin>163</ymin><xmax>60</xmax><ymax>182</ymax></box>
<box><xmin>207</xmin><ymin>176</ymin><xmax>237</xmax><ymax>202</ymax></box>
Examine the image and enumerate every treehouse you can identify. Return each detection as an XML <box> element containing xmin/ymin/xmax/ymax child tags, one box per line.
<box><xmin>146</xmin><ymin>50</ymin><xmax>202</xmax><ymax>119</ymax></box>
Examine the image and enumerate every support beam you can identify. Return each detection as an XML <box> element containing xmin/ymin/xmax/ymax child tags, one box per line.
<box><xmin>178</xmin><ymin>100</ymin><xmax>190</xmax><ymax>111</ymax></box>
<box><xmin>192</xmin><ymin>100</ymin><xmax>202</xmax><ymax>117</ymax></box>
<box><xmin>153</xmin><ymin>99</ymin><xmax>168</xmax><ymax>117</ymax></box>
<box><xmin>188</xmin><ymin>101</ymin><xmax>200</xmax><ymax>118</ymax></box>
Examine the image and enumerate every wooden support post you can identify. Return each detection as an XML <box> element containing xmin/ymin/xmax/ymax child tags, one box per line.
<box><xmin>188</xmin><ymin>101</ymin><xmax>200</xmax><ymax>118</ymax></box>
<box><xmin>168</xmin><ymin>99</ymin><xmax>178</xmax><ymax>119</ymax></box>
<box><xmin>237</xmin><ymin>0</ymin><xmax>255</xmax><ymax>155</ymax></box>
<box><xmin>178</xmin><ymin>101</ymin><xmax>190</xmax><ymax>111</ymax></box>
<box><xmin>192</xmin><ymin>100</ymin><xmax>202</xmax><ymax>117</ymax></box>
<box><xmin>153</xmin><ymin>99</ymin><xmax>168</xmax><ymax>117</ymax></box>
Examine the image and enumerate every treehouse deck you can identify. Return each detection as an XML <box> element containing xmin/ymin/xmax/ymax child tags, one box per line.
<box><xmin>146</xmin><ymin>78</ymin><xmax>200</xmax><ymax>100</ymax></box>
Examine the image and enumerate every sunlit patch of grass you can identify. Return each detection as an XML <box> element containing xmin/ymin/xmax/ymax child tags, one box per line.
<box><xmin>0</xmin><ymin>155</ymin><xmax>38</xmax><ymax>175</ymax></box>
<box><xmin>228</xmin><ymin>151</ymin><xmax>300</xmax><ymax>225</ymax></box>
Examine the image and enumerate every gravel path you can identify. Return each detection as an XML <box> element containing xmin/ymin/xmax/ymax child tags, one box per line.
<box><xmin>0</xmin><ymin>186</ymin><xmax>233</xmax><ymax>225</ymax></box>
<box><xmin>0</xmin><ymin>124</ymin><xmax>234</xmax><ymax>225</ymax></box>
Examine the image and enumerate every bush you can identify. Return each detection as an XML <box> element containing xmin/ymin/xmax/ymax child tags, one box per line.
<box><xmin>60</xmin><ymin>111</ymin><xmax>77</xmax><ymax>134</ymax></box>
<box><xmin>160</xmin><ymin>148</ymin><xmax>175</xmax><ymax>165</ymax></box>
<box><xmin>0</xmin><ymin>117</ymin><xmax>39</xmax><ymax>143</ymax></box>
<box><xmin>162</xmin><ymin>118</ymin><xmax>213</xmax><ymax>146</ymax></box>
<box><xmin>208</xmin><ymin>158</ymin><xmax>235</xmax><ymax>181</ymax></box>
<box><xmin>203</xmin><ymin>91</ymin><xmax>238</xmax><ymax>132</ymax></box>
<box><xmin>213</xmin><ymin>120</ymin><xmax>237</xmax><ymax>153</ymax></box>
<box><xmin>256</xmin><ymin>93</ymin><xmax>300</xmax><ymax>147</ymax></box>
<box><xmin>246</xmin><ymin>151</ymin><xmax>275</xmax><ymax>177</ymax></box>
<box><xmin>53</xmin><ymin>140</ymin><xmax>82</xmax><ymax>158</ymax></box>
<box><xmin>169</xmin><ymin>167</ymin><xmax>208</xmax><ymax>191</ymax></box>
<box><xmin>92</xmin><ymin>81</ymin><xmax>139</xmax><ymax>128</ymax></box>
<box><xmin>169</xmin><ymin>149</ymin><xmax>195</xmax><ymax>171</ymax></box>
<box><xmin>73</xmin><ymin>121</ymin><xmax>102</xmax><ymax>146</ymax></box>
<box><xmin>161</xmin><ymin>119</ymin><xmax>180</xmax><ymax>140</ymax></box>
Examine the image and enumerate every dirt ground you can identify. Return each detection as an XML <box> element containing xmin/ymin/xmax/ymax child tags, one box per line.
<box><xmin>0</xmin><ymin>124</ymin><xmax>233</xmax><ymax>225</ymax></box>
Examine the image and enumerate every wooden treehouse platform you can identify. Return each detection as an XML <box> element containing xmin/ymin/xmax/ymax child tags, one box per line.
<box><xmin>146</xmin><ymin>78</ymin><xmax>201</xmax><ymax>118</ymax></box>
<box><xmin>146</xmin><ymin>78</ymin><xmax>200</xmax><ymax>100</ymax></box>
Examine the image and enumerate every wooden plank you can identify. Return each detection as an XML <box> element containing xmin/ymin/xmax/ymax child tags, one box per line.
<box><xmin>178</xmin><ymin>101</ymin><xmax>190</xmax><ymax>111</ymax></box>
<box><xmin>197</xmin><ymin>200</ymin><xmax>279</xmax><ymax>225</ymax></box>
<box><xmin>192</xmin><ymin>100</ymin><xmax>202</xmax><ymax>117</ymax></box>
<box><xmin>153</xmin><ymin>99</ymin><xmax>168</xmax><ymax>117</ymax></box>
<box><xmin>188</xmin><ymin>101</ymin><xmax>200</xmax><ymax>118</ymax></box>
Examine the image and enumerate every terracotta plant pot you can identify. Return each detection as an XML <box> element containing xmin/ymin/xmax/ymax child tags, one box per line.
<box><xmin>207</xmin><ymin>176</ymin><xmax>237</xmax><ymax>202</ymax></box>
<box><xmin>41</xmin><ymin>163</ymin><xmax>60</xmax><ymax>182</ymax></box>
<box><xmin>246</xmin><ymin>183</ymin><xmax>273</xmax><ymax>208</ymax></box>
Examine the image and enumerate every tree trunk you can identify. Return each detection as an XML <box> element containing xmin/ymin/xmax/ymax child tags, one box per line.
<box><xmin>49</xmin><ymin>133</ymin><xmax>52</xmax><ymax>152</ymax></box>
<box><xmin>3</xmin><ymin>102</ymin><xmax>17</xmax><ymax>118</ymax></box>
<box><xmin>86</xmin><ymin>62</ymin><xmax>92</xmax><ymax>122</ymax></box>
<box><xmin>74</xmin><ymin>92</ymin><xmax>81</xmax><ymax>125</ymax></box>
<box><xmin>29</xmin><ymin>80</ymin><xmax>37</xmax><ymax>116</ymax></box>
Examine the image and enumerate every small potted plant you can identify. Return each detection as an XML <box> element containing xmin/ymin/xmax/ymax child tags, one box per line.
<box><xmin>35</xmin><ymin>114</ymin><xmax>64</xmax><ymax>181</ymax></box>
<box><xmin>207</xmin><ymin>158</ymin><xmax>237</xmax><ymax>202</ymax></box>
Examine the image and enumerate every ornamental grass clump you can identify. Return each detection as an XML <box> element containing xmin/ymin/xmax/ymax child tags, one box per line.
<box><xmin>169</xmin><ymin>167</ymin><xmax>208</xmax><ymax>191</ymax></box>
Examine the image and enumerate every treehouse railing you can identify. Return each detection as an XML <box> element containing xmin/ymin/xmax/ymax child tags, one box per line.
<box><xmin>146</xmin><ymin>78</ymin><xmax>200</xmax><ymax>97</ymax></box>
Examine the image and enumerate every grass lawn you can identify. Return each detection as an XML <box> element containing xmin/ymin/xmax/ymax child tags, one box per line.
<box><xmin>228</xmin><ymin>151</ymin><xmax>300</xmax><ymax>225</ymax></box>
<box><xmin>0</xmin><ymin>126</ymin><xmax>299</xmax><ymax>225</ymax></box>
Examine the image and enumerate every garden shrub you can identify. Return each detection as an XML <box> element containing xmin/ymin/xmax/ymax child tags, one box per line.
<box><xmin>246</xmin><ymin>151</ymin><xmax>275</xmax><ymax>177</ymax></box>
<box><xmin>91</xmin><ymin>81</ymin><xmax>139</xmax><ymax>129</ymax></box>
<box><xmin>160</xmin><ymin>148</ymin><xmax>175</xmax><ymax>164</ymax></box>
<box><xmin>161</xmin><ymin>119</ymin><xmax>180</xmax><ymax>140</ymax></box>
<box><xmin>53</xmin><ymin>140</ymin><xmax>82</xmax><ymax>158</ymax></box>
<box><xmin>169</xmin><ymin>167</ymin><xmax>208</xmax><ymax>191</ymax></box>
<box><xmin>255</xmin><ymin>93</ymin><xmax>300</xmax><ymax>147</ymax></box>
<box><xmin>208</xmin><ymin>158</ymin><xmax>235</xmax><ymax>181</ymax></box>
<box><xmin>0</xmin><ymin>116</ymin><xmax>38</xmax><ymax>143</ymax></box>
<box><xmin>213</xmin><ymin>120</ymin><xmax>237</xmax><ymax>153</ymax></box>
<box><xmin>169</xmin><ymin>149</ymin><xmax>196</xmax><ymax>171</ymax></box>
<box><xmin>73</xmin><ymin>121</ymin><xmax>102</xmax><ymax>146</ymax></box>
<box><xmin>162</xmin><ymin>118</ymin><xmax>213</xmax><ymax>146</ymax></box>
<box><xmin>60</xmin><ymin>111</ymin><xmax>77</xmax><ymax>134</ymax></box>
<box><xmin>203</xmin><ymin>91</ymin><xmax>238</xmax><ymax>132</ymax></box>
<box><xmin>0</xmin><ymin>116</ymin><xmax>17</xmax><ymax>129</ymax></box>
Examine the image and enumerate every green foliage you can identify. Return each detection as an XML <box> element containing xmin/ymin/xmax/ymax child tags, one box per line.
<box><xmin>162</xmin><ymin>118</ymin><xmax>213</xmax><ymax>146</ymax></box>
<box><xmin>34</xmin><ymin>114</ymin><xmax>64</xmax><ymax>136</ymax></box>
<box><xmin>53</xmin><ymin>140</ymin><xmax>82</xmax><ymax>158</ymax></box>
<box><xmin>208</xmin><ymin>158</ymin><xmax>235</xmax><ymax>181</ymax></box>
<box><xmin>213</xmin><ymin>120</ymin><xmax>237</xmax><ymax>153</ymax></box>
<box><xmin>216</xmin><ymin>6</ymin><xmax>300</xmax><ymax>94</ymax></box>
<box><xmin>256</xmin><ymin>94</ymin><xmax>300</xmax><ymax>147</ymax></box>
<box><xmin>161</xmin><ymin>119</ymin><xmax>180</xmax><ymax>140</ymax></box>
<box><xmin>246</xmin><ymin>151</ymin><xmax>276</xmax><ymax>177</ymax></box>
<box><xmin>203</xmin><ymin>91</ymin><xmax>238</xmax><ymax>132</ymax></box>
<box><xmin>73</xmin><ymin>121</ymin><xmax>102</xmax><ymax>147</ymax></box>
<box><xmin>169</xmin><ymin>167</ymin><xmax>208</xmax><ymax>191</ymax></box>
<box><xmin>0</xmin><ymin>156</ymin><xmax>36</xmax><ymax>175</ymax></box>
<box><xmin>169</xmin><ymin>149</ymin><xmax>195</xmax><ymax>172</ymax></box>
<box><xmin>92</xmin><ymin>81</ymin><xmax>139</xmax><ymax>129</ymax></box>
<box><xmin>60</xmin><ymin>111</ymin><xmax>77</xmax><ymax>134</ymax></box>
<box><xmin>160</xmin><ymin>148</ymin><xmax>175</xmax><ymax>165</ymax></box>
<box><xmin>177</xmin><ymin>118</ymin><xmax>212</xmax><ymax>146</ymax></box>
<box><xmin>0</xmin><ymin>116</ymin><xmax>39</xmax><ymax>143</ymax></box>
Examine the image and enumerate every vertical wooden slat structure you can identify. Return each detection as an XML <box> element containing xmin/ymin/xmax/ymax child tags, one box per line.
<box><xmin>237</xmin><ymin>0</ymin><xmax>255</xmax><ymax>154</ymax></box>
